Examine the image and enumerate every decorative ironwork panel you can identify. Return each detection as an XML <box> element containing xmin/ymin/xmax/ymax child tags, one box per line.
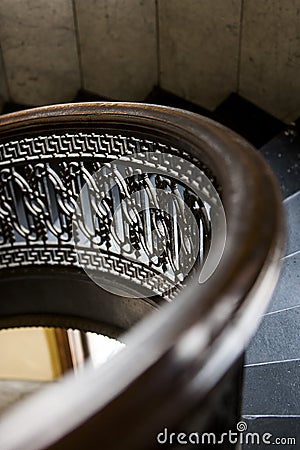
<box><xmin>0</xmin><ymin>132</ymin><xmax>213</xmax><ymax>298</ymax></box>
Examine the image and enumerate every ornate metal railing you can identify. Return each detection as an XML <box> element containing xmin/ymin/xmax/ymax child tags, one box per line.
<box><xmin>0</xmin><ymin>103</ymin><xmax>284</xmax><ymax>450</ymax></box>
<box><xmin>0</xmin><ymin>132</ymin><xmax>213</xmax><ymax>301</ymax></box>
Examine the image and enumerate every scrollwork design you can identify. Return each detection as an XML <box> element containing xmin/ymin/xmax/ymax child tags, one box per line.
<box><xmin>0</xmin><ymin>132</ymin><xmax>214</xmax><ymax>298</ymax></box>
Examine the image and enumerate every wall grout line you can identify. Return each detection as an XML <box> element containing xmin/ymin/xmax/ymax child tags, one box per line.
<box><xmin>71</xmin><ymin>0</ymin><xmax>84</xmax><ymax>91</ymax></box>
<box><xmin>155</xmin><ymin>0</ymin><xmax>161</xmax><ymax>89</ymax></box>
<box><xmin>243</xmin><ymin>415</ymin><xmax>300</xmax><ymax>419</ymax></box>
<box><xmin>283</xmin><ymin>189</ymin><xmax>300</xmax><ymax>203</ymax></box>
<box><xmin>282</xmin><ymin>249</ymin><xmax>300</xmax><ymax>260</ymax></box>
<box><xmin>264</xmin><ymin>304</ymin><xmax>300</xmax><ymax>316</ymax></box>
<box><xmin>0</xmin><ymin>39</ymin><xmax>11</xmax><ymax>106</ymax></box>
<box><xmin>236</xmin><ymin>0</ymin><xmax>245</xmax><ymax>94</ymax></box>
<box><xmin>245</xmin><ymin>357</ymin><xmax>300</xmax><ymax>368</ymax></box>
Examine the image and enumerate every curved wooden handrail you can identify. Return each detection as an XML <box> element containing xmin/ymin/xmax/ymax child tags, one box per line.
<box><xmin>0</xmin><ymin>103</ymin><xmax>284</xmax><ymax>450</ymax></box>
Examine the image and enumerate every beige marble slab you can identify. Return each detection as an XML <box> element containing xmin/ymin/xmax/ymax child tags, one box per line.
<box><xmin>0</xmin><ymin>0</ymin><xmax>80</xmax><ymax>106</ymax></box>
<box><xmin>0</xmin><ymin>45</ymin><xmax>9</xmax><ymax>111</ymax></box>
<box><xmin>74</xmin><ymin>0</ymin><xmax>157</xmax><ymax>100</ymax></box>
<box><xmin>159</xmin><ymin>0</ymin><xmax>242</xmax><ymax>110</ymax></box>
<box><xmin>239</xmin><ymin>0</ymin><xmax>300</xmax><ymax>122</ymax></box>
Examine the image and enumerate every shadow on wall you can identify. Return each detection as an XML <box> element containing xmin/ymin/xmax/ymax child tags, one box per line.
<box><xmin>0</xmin><ymin>0</ymin><xmax>299</xmax><ymax>122</ymax></box>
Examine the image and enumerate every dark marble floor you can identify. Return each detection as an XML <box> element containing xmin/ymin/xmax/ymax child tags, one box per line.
<box><xmin>242</xmin><ymin>129</ymin><xmax>300</xmax><ymax>446</ymax></box>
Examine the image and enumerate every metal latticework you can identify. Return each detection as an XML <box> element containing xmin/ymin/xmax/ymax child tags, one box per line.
<box><xmin>0</xmin><ymin>132</ymin><xmax>214</xmax><ymax>300</ymax></box>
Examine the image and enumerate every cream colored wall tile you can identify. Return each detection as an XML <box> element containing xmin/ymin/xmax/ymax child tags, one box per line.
<box><xmin>0</xmin><ymin>328</ymin><xmax>59</xmax><ymax>381</ymax></box>
<box><xmin>240</xmin><ymin>0</ymin><xmax>300</xmax><ymax>122</ymax></box>
<box><xmin>159</xmin><ymin>0</ymin><xmax>241</xmax><ymax>110</ymax></box>
<box><xmin>75</xmin><ymin>0</ymin><xmax>157</xmax><ymax>100</ymax></box>
<box><xmin>0</xmin><ymin>46</ymin><xmax>9</xmax><ymax>111</ymax></box>
<box><xmin>0</xmin><ymin>0</ymin><xmax>80</xmax><ymax>105</ymax></box>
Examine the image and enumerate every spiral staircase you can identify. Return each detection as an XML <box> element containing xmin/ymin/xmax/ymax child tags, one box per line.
<box><xmin>0</xmin><ymin>91</ymin><xmax>297</xmax><ymax>449</ymax></box>
<box><xmin>0</xmin><ymin>1</ymin><xmax>299</xmax><ymax>448</ymax></box>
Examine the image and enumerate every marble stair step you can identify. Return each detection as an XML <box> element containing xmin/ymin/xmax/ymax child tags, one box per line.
<box><xmin>259</xmin><ymin>130</ymin><xmax>300</xmax><ymax>199</ymax></box>
<box><xmin>242</xmin><ymin>416</ymin><xmax>300</xmax><ymax>449</ymax></box>
<box><xmin>284</xmin><ymin>191</ymin><xmax>300</xmax><ymax>256</ymax></box>
<box><xmin>266</xmin><ymin>252</ymin><xmax>300</xmax><ymax>314</ymax></box>
<box><xmin>246</xmin><ymin>307</ymin><xmax>300</xmax><ymax>366</ymax></box>
<box><xmin>242</xmin><ymin>125</ymin><xmax>300</xmax><ymax>443</ymax></box>
<box><xmin>243</xmin><ymin>360</ymin><xmax>300</xmax><ymax>416</ymax></box>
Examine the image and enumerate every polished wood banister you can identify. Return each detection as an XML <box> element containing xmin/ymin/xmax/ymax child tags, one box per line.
<box><xmin>0</xmin><ymin>103</ymin><xmax>284</xmax><ymax>450</ymax></box>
